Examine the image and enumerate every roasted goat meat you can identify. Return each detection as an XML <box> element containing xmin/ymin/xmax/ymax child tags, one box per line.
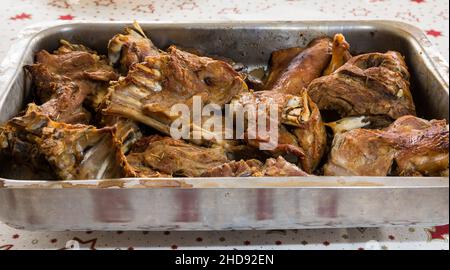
<box><xmin>201</xmin><ymin>159</ymin><xmax>263</xmax><ymax>177</ymax></box>
<box><xmin>125</xmin><ymin>135</ymin><xmax>229</xmax><ymax>177</ymax></box>
<box><xmin>26</xmin><ymin>40</ymin><xmax>142</xmax><ymax>154</ymax></box>
<box><xmin>262</xmin><ymin>156</ymin><xmax>309</xmax><ymax>176</ymax></box>
<box><xmin>0</xmin><ymin>104</ymin><xmax>131</xmax><ymax>180</ymax></box>
<box><xmin>230</xmin><ymin>89</ymin><xmax>327</xmax><ymax>173</ymax></box>
<box><xmin>324</xmin><ymin>115</ymin><xmax>449</xmax><ymax>176</ymax></box>
<box><xmin>98</xmin><ymin>115</ymin><xmax>142</xmax><ymax>154</ymax></box>
<box><xmin>26</xmin><ymin>40</ymin><xmax>119</xmax><ymax>111</ymax></box>
<box><xmin>108</xmin><ymin>21</ymin><xmax>160</xmax><ymax>73</ymax></box>
<box><xmin>2</xmin><ymin>23</ymin><xmax>447</xmax><ymax>181</ymax></box>
<box><xmin>103</xmin><ymin>45</ymin><xmax>247</xmax><ymax>135</ymax></box>
<box><xmin>37</xmin><ymin>83</ymin><xmax>92</xmax><ymax>124</ymax></box>
<box><xmin>264</xmin><ymin>47</ymin><xmax>304</xmax><ymax>90</ymax></box>
<box><xmin>264</xmin><ymin>37</ymin><xmax>332</xmax><ymax>95</ymax></box>
<box><xmin>96</xmin><ymin>94</ymin><xmax>143</xmax><ymax>154</ymax></box>
<box><xmin>308</xmin><ymin>51</ymin><xmax>416</xmax><ymax>121</ymax></box>
<box><xmin>201</xmin><ymin>156</ymin><xmax>308</xmax><ymax>177</ymax></box>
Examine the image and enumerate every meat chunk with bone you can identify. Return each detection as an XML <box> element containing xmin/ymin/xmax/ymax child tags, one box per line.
<box><xmin>37</xmin><ymin>82</ymin><xmax>92</xmax><ymax>124</ymax></box>
<box><xmin>324</xmin><ymin>115</ymin><xmax>449</xmax><ymax>176</ymax></box>
<box><xmin>25</xmin><ymin>40</ymin><xmax>118</xmax><ymax>111</ymax></box>
<box><xmin>125</xmin><ymin>153</ymin><xmax>171</xmax><ymax>178</ymax></box>
<box><xmin>265</xmin><ymin>37</ymin><xmax>332</xmax><ymax>95</ymax></box>
<box><xmin>0</xmin><ymin>104</ymin><xmax>131</xmax><ymax>180</ymax></box>
<box><xmin>125</xmin><ymin>135</ymin><xmax>229</xmax><ymax>177</ymax></box>
<box><xmin>201</xmin><ymin>156</ymin><xmax>308</xmax><ymax>177</ymax></box>
<box><xmin>97</xmin><ymin>113</ymin><xmax>143</xmax><ymax>154</ymax></box>
<box><xmin>200</xmin><ymin>159</ymin><xmax>263</xmax><ymax>177</ymax></box>
<box><xmin>323</xmin><ymin>33</ymin><xmax>352</xmax><ymax>75</ymax></box>
<box><xmin>108</xmin><ymin>21</ymin><xmax>160</xmax><ymax>73</ymax></box>
<box><xmin>262</xmin><ymin>156</ymin><xmax>309</xmax><ymax>176</ymax></box>
<box><xmin>230</xmin><ymin>90</ymin><xmax>326</xmax><ymax>173</ymax></box>
<box><xmin>308</xmin><ymin>51</ymin><xmax>415</xmax><ymax>121</ymax></box>
<box><xmin>264</xmin><ymin>47</ymin><xmax>304</xmax><ymax>90</ymax></box>
<box><xmin>26</xmin><ymin>40</ymin><xmax>141</xmax><ymax>154</ymax></box>
<box><xmin>102</xmin><ymin>46</ymin><xmax>247</xmax><ymax>136</ymax></box>
<box><xmin>96</xmin><ymin>94</ymin><xmax>143</xmax><ymax>154</ymax></box>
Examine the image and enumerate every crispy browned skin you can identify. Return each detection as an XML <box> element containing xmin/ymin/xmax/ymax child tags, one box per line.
<box><xmin>125</xmin><ymin>135</ymin><xmax>229</xmax><ymax>177</ymax></box>
<box><xmin>108</xmin><ymin>22</ymin><xmax>160</xmax><ymax>73</ymax></box>
<box><xmin>323</xmin><ymin>33</ymin><xmax>352</xmax><ymax>75</ymax></box>
<box><xmin>324</xmin><ymin>115</ymin><xmax>449</xmax><ymax>176</ymax></box>
<box><xmin>201</xmin><ymin>156</ymin><xmax>308</xmax><ymax>177</ymax></box>
<box><xmin>308</xmin><ymin>51</ymin><xmax>415</xmax><ymax>121</ymax></box>
<box><xmin>103</xmin><ymin>46</ymin><xmax>248</xmax><ymax>135</ymax></box>
<box><xmin>0</xmin><ymin>105</ymin><xmax>132</xmax><ymax>180</ymax></box>
<box><xmin>230</xmin><ymin>90</ymin><xmax>326</xmax><ymax>173</ymax></box>
<box><xmin>268</xmin><ymin>37</ymin><xmax>332</xmax><ymax>95</ymax></box>
<box><xmin>264</xmin><ymin>47</ymin><xmax>304</xmax><ymax>89</ymax></box>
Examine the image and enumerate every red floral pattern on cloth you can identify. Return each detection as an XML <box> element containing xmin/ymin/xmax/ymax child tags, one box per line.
<box><xmin>0</xmin><ymin>0</ymin><xmax>448</xmax><ymax>250</ymax></box>
<box><xmin>9</xmin><ymin>12</ymin><xmax>32</xmax><ymax>20</ymax></box>
<box><xmin>58</xmin><ymin>14</ymin><xmax>75</xmax><ymax>20</ymax></box>
<box><xmin>426</xmin><ymin>29</ymin><xmax>443</xmax><ymax>37</ymax></box>
<box><xmin>425</xmin><ymin>225</ymin><xmax>449</xmax><ymax>241</ymax></box>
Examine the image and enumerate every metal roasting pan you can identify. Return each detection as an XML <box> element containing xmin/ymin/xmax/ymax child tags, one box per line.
<box><xmin>0</xmin><ymin>21</ymin><xmax>448</xmax><ymax>231</ymax></box>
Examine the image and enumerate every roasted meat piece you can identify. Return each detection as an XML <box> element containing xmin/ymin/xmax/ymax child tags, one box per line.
<box><xmin>108</xmin><ymin>22</ymin><xmax>160</xmax><ymax>73</ymax></box>
<box><xmin>201</xmin><ymin>156</ymin><xmax>308</xmax><ymax>177</ymax></box>
<box><xmin>323</xmin><ymin>33</ymin><xmax>352</xmax><ymax>75</ymax></box>
<box><xmin>0</xmin><ymin>113</ymin><xmax>48</xmax><ymax>171</ymax></box>
<box><xmin>25</xmin><ymin>40</ymin><xmax>118</xmax><ymax>110</ymax></box>
<box><xmin>230</xmin><ymin>90</ymin><xmax>327</xmax><ymax>173</ymax></box>
<box><xmin>386</xmin><ymin>116</ymin><xmax>449</xmax><ymax>176</ymax></box>
<box><xmin>0</xmin><ymin>104</ymin><xmax>131</xmax><ymax>180</ymax></box>
<box><xmin>308</xmin><ymin>51</ymin><xmax>415</xmax><ymax>121</ymax></box>
<box><xmin>103</xmin><ymin>46</ymin><xmax>247</xmax><ymax>135</ymax></box>
<box><xmin>96</xmin><ymin>95</ymin><xmax>143</xmax><ymax>154</ymax></box>
<box><xmin>324</xmin><ymin>115</ymin><xmax>449</xmax><ymax>176</ymax></box>
<box><xmin>175</xmin><ymin>46</ymin><xmax>246</xmax><ymax>73</ymax></box>
<box><xmin>264</xmin><ymin>47</ymin><xmax>304</xmax><ymax>90</ymax></box>
<box><xmin>262</xmin><ymin>156</ymin><xmax>309</xmax><ymax>176</ymax></box>
<box><xmin>98</xmin><ymin>114</ymin><xmax>142</xmax><ymax>154</ymax></box>
<box><xmin>125</xmin><ymin>135</ymin><xmax>229</xmax><ymax>177</ymax></box>
<box><xmin>265</xmin><ymin>37</ymin><xmax>332</xmax><ymax>95</ymax></box>
<box><xmin>201</xmin><ymin>159</ymin><xmax>263</xmax><ymax>177</ymax></box>
<box><xmin>125</xmin><ymin>153</ymin><xmax>170</xmax><ymax>178</ymax></box>
<box><xmin>37</xmin><ymin>83</ymin><xmax>91</xmax><ymax>124</ymax></box>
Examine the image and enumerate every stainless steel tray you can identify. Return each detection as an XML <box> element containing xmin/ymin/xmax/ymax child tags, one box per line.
<box><xmin>0</xmin><ymin>21</ymin><xmax>448</xmax><ymax>231</ymax></box>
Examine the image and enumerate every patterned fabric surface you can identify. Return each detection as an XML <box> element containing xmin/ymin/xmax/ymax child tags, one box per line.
<box><xmin>0</xmin><ymin>0</ymin><xmax>448</xmax><ymax>250</ymax></box>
